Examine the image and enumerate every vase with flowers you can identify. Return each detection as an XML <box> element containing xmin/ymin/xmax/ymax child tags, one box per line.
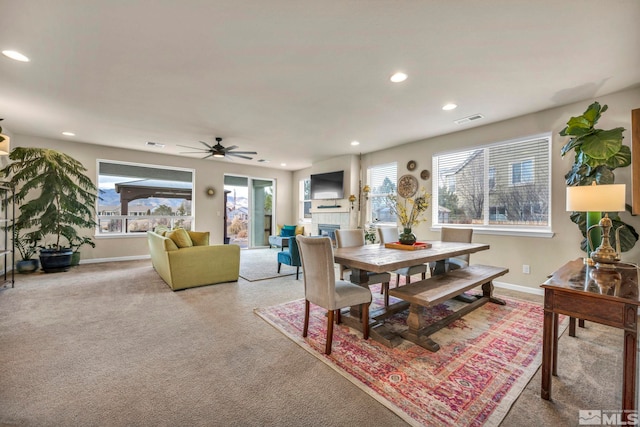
<box><xmin>386</xmin><ymin>187</ymin><xmax>431</xmax><ymax>245</ymax></box>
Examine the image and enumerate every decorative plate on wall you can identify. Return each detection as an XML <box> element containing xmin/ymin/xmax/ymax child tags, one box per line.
<box><xmin>407</xmin><ymin>160</ymin><xmax>417</xmax><ymax>171</ymax></box>
<box><xmin>420</xmin><ymin>169</ymin><xmax>431</xmax><ymax>180</ymax></box>
<box><xmin>398</xmin><ymin>174</ymin><xmax>419</xmax><ymax>198</ymax></box>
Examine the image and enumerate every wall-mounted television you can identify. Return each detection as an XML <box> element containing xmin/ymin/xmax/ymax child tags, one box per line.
<box><xmin>310</xmin><ymin>170</ymin><xmax>344</xmax><ymax>200</ymax></box>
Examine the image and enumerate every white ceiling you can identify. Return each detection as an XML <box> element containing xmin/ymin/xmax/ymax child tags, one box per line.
<box><xmin>1</xmin><ymin>1</ymin><xmax>638</xmax><ymax>170</ymax></box>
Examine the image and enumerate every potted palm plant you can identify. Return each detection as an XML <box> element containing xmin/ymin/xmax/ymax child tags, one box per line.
<box><xmin>1</xmin><ymin>147</ymin><xmax>98</xmax><ymax>273</ymax></box>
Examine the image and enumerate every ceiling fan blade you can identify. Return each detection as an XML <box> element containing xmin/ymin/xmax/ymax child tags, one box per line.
<box><xmin>199</xmin><ymin>141</ymin><xmax>213</xmax><ymax>149</ymax></box>
<box><xmin>177</xmin><ymin>144</ymin><xmax>207</xmax><ymax>151</ymax></box>
<box><xmin>224</xmin><ymin>145</ymin><xmax>238</xmax><ymax>151</ymax></box>
<box><xmin>202</xmin><ymin>153</ymin><xmax>216</xmax><ymax>159</ymax></box>
<box><xmin>228</xmin><ymin>150</ymin><xmax>257</xmax><ymax>155</ymax></box>
<box><xmin>226</xmin><ymin>153</ymin><xmax>253</xmax><ymax>160</ymax></box>
<box><xmin>180</xmin><ymin>151</ymin><xmax>209</xmax><ymax>154</ymax></box>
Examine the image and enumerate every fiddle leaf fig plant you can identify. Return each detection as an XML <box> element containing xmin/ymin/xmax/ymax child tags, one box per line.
<box><xmin>560</xmin><ymin>101</ymin><xmax>638</xmax><ymax>252</ymax></box>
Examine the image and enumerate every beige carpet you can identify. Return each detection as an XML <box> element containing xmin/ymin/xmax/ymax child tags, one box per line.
<box><xmin>239</xmin><ymin>248</ymin><xmax>298</xmax><ymax>281</ymax></box>
<box><xmin>0</xmin><ymin>260</ymin><xmax>628</xmax><ymax>426</ymax></box>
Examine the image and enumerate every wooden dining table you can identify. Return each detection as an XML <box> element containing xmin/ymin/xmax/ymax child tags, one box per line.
<box><xmin>333</xmin><ymin>240</ymin><xmax>492</xmax><ymax>347</ymax></box>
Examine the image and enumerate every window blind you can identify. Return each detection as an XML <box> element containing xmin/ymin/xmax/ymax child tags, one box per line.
<box><xmin>433</xmin><ymin>134</ymin><xmax>551</xmax><ymax>229</ymax></box>
<box><xmin>368</xmin><ymin>162</ymin><xmax>398</xmax><ymax>223</ymax></box>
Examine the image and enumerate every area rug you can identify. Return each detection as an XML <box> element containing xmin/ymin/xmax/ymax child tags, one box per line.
<box><xmin>255</xmin><ymin>286</ymin><xmax>566</xmax><ymax>427</ymax></box>
<box><xmin>239</xmin><ymin>248</ymin><xmax>297</xmax><ymax>281</ymax></box>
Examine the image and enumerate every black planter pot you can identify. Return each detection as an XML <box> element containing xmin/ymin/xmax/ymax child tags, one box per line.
<box><xmin>39</xmin><ymin>248</ymin><xmax>73</xmax><ymax>273</ymax></box>
<box><xmin>16</xmin><ymin>259</ymin><xmax>40</xmax><ymax>274</ymax></box>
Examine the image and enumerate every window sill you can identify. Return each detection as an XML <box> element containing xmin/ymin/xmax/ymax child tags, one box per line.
<box><xmin>95</xmin><ymin>233</ymin><xmax>147</xmax><ymax>239</ymax></box>
<box><xmin>431</xmin><ymin>225</ymin><xmax>554</xmax><ymax>238</ymax></box>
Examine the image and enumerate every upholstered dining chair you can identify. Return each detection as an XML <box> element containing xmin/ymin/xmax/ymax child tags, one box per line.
<box><xmin>334</xmin><ymin>229</ymin><xmax>392</xmax><ymax>306</ymax></box>
<box><xmin>429</xmin><ymin>227</ymin><xmax>474</xmax><ymax>276</ymax></box>
<box><xmin>277</xmin><ymin>235</ymin><xmax>302</xmax><ymax>279</ymax></box>
<box><xmin>377</xmin><ymin>226</ymin><xmax>427</xmax><ymax>287</ymax></box>
<box><xmin>296</xmin><ymin>235</ymin><xmax>371</xmax><ymax>355</ymax></box>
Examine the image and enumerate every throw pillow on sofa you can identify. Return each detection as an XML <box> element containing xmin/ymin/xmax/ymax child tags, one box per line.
<box><xmin>280</xmin><ymin>225</ymin><xmax>296</xmax><ymax>237</ymax></box>
<box><xmin>166</xmin><ymin>228</ymin><xmax>193</xmax><ymax>248</ymax></box>
<box><xmin>187</xmin><ymin>231</ymin><xmax>210</xmax><ymax>246</ymax></box>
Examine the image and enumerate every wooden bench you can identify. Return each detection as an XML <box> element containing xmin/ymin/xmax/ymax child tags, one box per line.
<box><xmin>387</xmin><ymin>264</ymin><xmax>509</xmax><ymax>352</ymax></box>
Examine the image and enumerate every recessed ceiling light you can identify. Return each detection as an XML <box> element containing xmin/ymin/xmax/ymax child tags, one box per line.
<box><xmin>442</xmin><ymin>103</ymin><xmax>458</xmax><ymax>111</ymax></box>
<box><xmin>146</xmin><ymin>141</ymin><xmax>165</xmax><ymax>148</ymax></box>
<box><xmin>351</xmin><ymin>141</ymin><xmax>360</xmax><ymax>146</ymax></box>
<box><xmin>280</xmin><ymin>163</ymin><xmax>287</xmax><ymax>167</ymax></box>
<box><xmin>2</xmin><ymin>50</ymin><xmax>30</xmax><ymax>62</ymax></box>
<box><xmin>390</xmin><ymin>72</ymin><xmax>408</xmax><ymax>83</ymax></box>
<box><xmin>62</xmin><ymin>131</ymin><xmax>75</xmax><ymax>136</ymax></box>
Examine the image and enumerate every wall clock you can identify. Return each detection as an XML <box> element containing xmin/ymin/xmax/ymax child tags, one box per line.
<box><xmin>407</xmin><ymin>160</ymin><xmax>417</xmax><ymax>171</ymax></box>
<box><xmin>397</xmin><ymin>174</ymin><xmax>419</xmax><ymax>198</ymax></box>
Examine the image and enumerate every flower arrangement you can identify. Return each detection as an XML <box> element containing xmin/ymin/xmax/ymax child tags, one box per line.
<box><xmin>386</xmin><ymin>187</ymin><xmax>431</xmax><ymax>229</ymax></box>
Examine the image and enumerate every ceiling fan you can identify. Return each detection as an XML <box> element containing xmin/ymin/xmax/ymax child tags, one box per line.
<box><xmin>178</xmin><ymin>137</ymin><xmax>257</xmax><ymax>160</ymax></box>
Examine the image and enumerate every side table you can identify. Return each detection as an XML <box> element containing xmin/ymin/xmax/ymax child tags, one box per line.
<box><xmin>541</xmin><ymin>259</ymin><xmax>640</xmax><ymax>420</ymax></box>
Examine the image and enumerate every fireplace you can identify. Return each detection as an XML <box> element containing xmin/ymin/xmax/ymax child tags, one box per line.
<box><xmin>318</xmin><ymin>223</ymin><xmax>340</xmax><ymax>243</ymax></box>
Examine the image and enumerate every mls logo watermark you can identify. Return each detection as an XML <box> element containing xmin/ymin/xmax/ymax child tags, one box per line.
<box><xmin>579</xmin><ymin>410</ymin><xmax>639</xmax><ymax>425</ymax></box>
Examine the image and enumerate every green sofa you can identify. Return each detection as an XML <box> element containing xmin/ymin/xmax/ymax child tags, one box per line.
<box><xmin>147</xmin><ymin>229</ymin><xmax>240</xmax><ymax>291</ymax></box>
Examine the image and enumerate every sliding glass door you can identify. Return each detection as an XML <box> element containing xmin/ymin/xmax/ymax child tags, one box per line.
<box><xmin>224</xmin><ymin>175</ymin><xmax>274</xmax><ymax>249</ymax></box>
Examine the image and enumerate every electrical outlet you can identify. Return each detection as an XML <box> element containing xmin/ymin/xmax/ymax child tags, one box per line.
<box><xmin>522</xmin><ymin>264</ymin><xmax>530</xmax><ymax>274</ymax></box>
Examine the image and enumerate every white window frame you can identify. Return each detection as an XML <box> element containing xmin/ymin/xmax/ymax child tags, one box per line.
<box><xmin>432</xmin><ymin>133</ymin><xmax>553</xmax><ymax>238</ymax></box>
<box><xmin>367</xmin><ymin>162</ymin><xmax>398</xmax><ymax>226</ymax></box>
<box><xmin>299</xmin><ymin>178</ymin><xmax>311</xmax><ymax>223</ymax></box>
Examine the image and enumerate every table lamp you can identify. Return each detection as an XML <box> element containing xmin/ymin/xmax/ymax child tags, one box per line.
<box><xmin>566</xmin><ymin>182</ymin><xmax>626</xmax><ymax>266</ymax></box>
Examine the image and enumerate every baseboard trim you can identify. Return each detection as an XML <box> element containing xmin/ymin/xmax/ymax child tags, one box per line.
<box><xmin>493</xmin><ymin>280</ymin><xmax>543</xmax><ymax>296</ymax></box>
<box><xmin>79</xmin><ymin>255</ymin><xmax>151</xmax><ymax>264</ymax></box>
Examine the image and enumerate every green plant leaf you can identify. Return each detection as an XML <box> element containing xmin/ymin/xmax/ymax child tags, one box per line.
<box><xmin>604</xmin><ymin>144</ymin><xmax>631</xmax><ymax>169</ymax></box>
<box><xmin>580</xmin><ymin>128</ymin><xmax>624</xmax><ymax>160</ymax></box>
<box><xmin>561</xmin><ymin>117</ymin><xmax>593</xmax><ymax>136</ymax></box>
<box><xmin>560</xmin><ymin>137</ymin><xmax>583</xmax><ymax>156</ymax></box>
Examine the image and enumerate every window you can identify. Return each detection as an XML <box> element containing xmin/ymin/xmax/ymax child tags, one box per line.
<box><xmin>97</xmin><ymin>160</ymin><xmax>194</xmax><ymax>236</ymax></box>
<box><xmin>367</xmin><ymin>162</ymin><xmax>397</xmax><ymax>224</ymax></box>
<box><xmin>510</xmin><ymin>159</ymin><xmax>534</xmax><ymax>185</ymax></box>
<box><xmin>432</xmin><ymin>133</ymin><xmax>551</xmax><ymax>232</ymax></box>
<box><xmin>299</xmin><ymin>178</ymin><xmax>311</xmax><ymax>221</ymax></box>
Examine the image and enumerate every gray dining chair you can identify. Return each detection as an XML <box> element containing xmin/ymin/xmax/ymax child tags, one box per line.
<box><xmin>377</xmin><ymin>226</ymin><xmax>427</xmax><ymax>287</ymax></box>
<box><xmin>296</xmin><ymin>235</ymin><xmax>372</xmax><ymax>355</ymax></box>
<box><xmin>334</xmin><ymin>229</ymin><xmax>392</xmax><ymax>306</ymax></box>
<box><xmin>430</xmin><ymin>227</ymin><xmax>474</xmax><ymax>276</ymax></box>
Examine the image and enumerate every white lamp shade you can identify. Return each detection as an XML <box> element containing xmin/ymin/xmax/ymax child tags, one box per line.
<box><xmin>566</xmin><ymin>183</ymin><xmax>626</xmax><ymax>212</ymax></box>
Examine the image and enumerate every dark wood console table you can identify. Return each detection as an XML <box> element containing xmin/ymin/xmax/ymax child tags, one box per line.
<box><xmin>541</xmin><ymin>259</ymin><xmax>640</xmax><ymax>419</ymax></box>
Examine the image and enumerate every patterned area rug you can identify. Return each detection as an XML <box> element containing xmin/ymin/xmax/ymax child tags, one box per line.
<box><xmin>255</xmin><ymin>286</ymin><xmax>566</xmax><ymax>427</ymax></box>
<box><xmin>239</xmin><ymin>248</ymin><xmax>297</xmax><ymax>281</ymax></box>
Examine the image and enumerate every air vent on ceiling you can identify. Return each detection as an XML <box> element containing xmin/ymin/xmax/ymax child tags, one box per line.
<box><xmin>146</xmin><ymin>141</ymin><xmax>165</xmax><ymax>148</ymax></box>
<box><xmin>453</xmin><ymin>114</ymin><xmax>484</xmax><ymax>125</ymax></box>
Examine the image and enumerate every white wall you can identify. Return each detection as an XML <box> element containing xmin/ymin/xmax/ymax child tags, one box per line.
<box><xmin>362</xmin><ymin>87</ymin><xmax>640</xmax><ymax>290</ymax></box>
<box><xmin>9</xmin><ymin>134</ymin><xmax>295</xmax><ymax>261</ymax></box>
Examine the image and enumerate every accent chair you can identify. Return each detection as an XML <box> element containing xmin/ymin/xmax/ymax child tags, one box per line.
<box><xmin>277</xmin><ymin>234</ymin><xmax>302</xmax><ymax>279</ymax></box>
<box><xmin>296</xmin><ymin>235</ymin><xmax>371</xmax><ymax>355</ymax></box>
